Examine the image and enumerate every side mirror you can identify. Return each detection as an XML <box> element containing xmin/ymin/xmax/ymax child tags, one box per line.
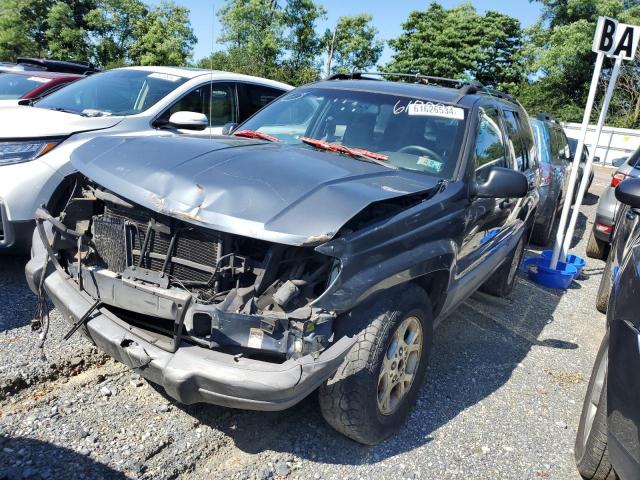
<box><xmin>475</xmin><ymin>167</ymin><xmax>529</xmax><ymax>199</ymax></box>
<box><xmin>222</xmin><ymin>122</ymin><xmax>238</xmax><ymax>135</ymax></box>
<box><xmin>168</xmin><ymin>111</ymin><xmax>208</xmax><ymax>131</ymax></box>
<box><xmin>594</xmin><ymin>156</ymin><xmax>601</xmax><ymax>163</ymax></box>
<box><xmin>615</xmin><ymin>178</ymin><xmax>640</xmax><ymax>209</ymax></box>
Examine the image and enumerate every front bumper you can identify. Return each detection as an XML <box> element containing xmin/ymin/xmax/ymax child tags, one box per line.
<box><xmin>0</xmin><ymin>201</ymin><xmax>34</xmax><ymax>253</ymax></box>
<box><xmin>26</xmin><ymin>217</ymin><xmax>355</xmax><ymax>411</ymax></box>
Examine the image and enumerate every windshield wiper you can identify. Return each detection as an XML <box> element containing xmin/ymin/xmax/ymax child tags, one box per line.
<box><xmin>47</xmin><ymin>107</ymin><xmax>82</xmax><ymax>116</ymax></box>
<box><xmin>299</xmin><ymin>137</ymin><xmax>394</xmax><ymax>167</ymax></box>
<box><xmin>233</xmin><ymin>129</ymin><xmax>279</xmax><ymax>142</ymax></box>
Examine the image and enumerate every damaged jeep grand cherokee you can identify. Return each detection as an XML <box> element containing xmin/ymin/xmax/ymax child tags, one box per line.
<box><xmin>26</xmin><ymin>73</ymin><xmax>538</xmax><ymax>445</ymax></box>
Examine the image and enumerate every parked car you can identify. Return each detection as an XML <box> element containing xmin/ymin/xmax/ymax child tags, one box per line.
<box><xmin>26</xmin><ymin>74</ymin><xmax>538</xmax><ymax>444</ymax></box>
<box><xmin>530</xmin><ymin>115</ymin><xmax>571</xmax><ymax>245</ymax></box>
<box><xmin>0</xmin><ymin>66</ymin><xmax>291</xmax><ymax>253</ymax></box>
<box><xmin>594</xmin><ymin>156</ymin><xmax>640</xmax><ymax>313</ymax></box>
<box><xmin>0</xmin><ymin>70</ymin><xmax>83</xmax><ymax>107</ymax></box>
<box><xmin>575</xmin><ymin>177</ymin><xmax>640</xmax><ymax>480</ymax></box>
<box><xmin>0</xmin><ymin>57</ymin><xmax>98</xmax><ymax>75</ymax></box>
<box><xmin>587</xmin><ymin>148</ymin><xmax>640</xmax><ymax>260</ymax></box>
<box><xmin>568</xmin><ymin>137</ymin><xmax>596</xmax><ymax>201</ymax></box>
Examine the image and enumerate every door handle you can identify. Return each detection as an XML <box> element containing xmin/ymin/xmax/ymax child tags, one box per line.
<box><xmin>500</xmin><ymin>199</ymin><xmax>516</xmax><ymax>209</ymax></box>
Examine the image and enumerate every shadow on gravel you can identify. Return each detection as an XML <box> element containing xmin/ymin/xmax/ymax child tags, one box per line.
<box><xmin>0</xmin><ymin>436</ymin><xmax>127</xmax><ymax>480</ymax></box>
<box><xmin>0</xmin><ymin>256</ymin><xmax>37</xmax><ymax>332</ymax></box>
<box><xmin>174</xmin><ymin>272</ymin><xmax>577</xmax><ymax>468</ymax></box>
<box><xmin>581</xmin><ymin>192</ymin><xmax>599</xmax><ymax>207</ymax></box>
<box><xmin>568</xmin><ymin>212</ymin><xmax>589</xmax><ymax>249</ymax></box>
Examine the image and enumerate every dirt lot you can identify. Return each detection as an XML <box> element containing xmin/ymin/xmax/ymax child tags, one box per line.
<box><xmin>0</xmin><ymin>168</ymin><xmax>613</xmax><ymax>480</ymax></box>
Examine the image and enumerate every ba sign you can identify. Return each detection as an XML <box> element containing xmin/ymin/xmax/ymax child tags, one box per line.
<box><xmin>593</xmin><ymin>16</ymin><xmax>640</xmax><ymax>60</ymax></box>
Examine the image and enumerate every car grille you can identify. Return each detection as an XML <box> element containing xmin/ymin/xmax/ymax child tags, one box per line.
<box><xmin>92</xmin><ymin>203</ymin><xmax>223</xmax><ymax>284</ymax></box>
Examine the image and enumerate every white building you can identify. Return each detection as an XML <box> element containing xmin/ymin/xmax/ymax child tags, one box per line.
<box><xmin>563</xmin><ymin>122</ymin><xmax>640</xmax><ymax>166</ymax></box>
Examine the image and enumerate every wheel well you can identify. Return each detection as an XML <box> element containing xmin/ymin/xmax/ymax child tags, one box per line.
<box><xmin>412</xmin><ymin>270</ymin><xmax>450</xmax><ymax>318</ymax></box>
<box><xmin>47</xmin><ymin>174</ymin><xmax>82</xmax><ymax>216</ymax></box>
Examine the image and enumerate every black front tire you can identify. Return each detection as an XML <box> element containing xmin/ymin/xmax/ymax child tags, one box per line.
<box><xmin>481</xmin><ymin>234</ymin><xmax>525</xmax><ymax>297</ymax></box>
<box><xmin>575</xmin><ymin>334</ymin><xmax>616</xmax><ymax>480</ymax></box>
<box><xmin>587</xmin><ymin>229</ymin><xmax>609</xmax><ymax>260</ymax></box>
<box><xmin>318</xmin><ymin>284</ymin><xmax>433</xmax><ymax>445</ymax></box>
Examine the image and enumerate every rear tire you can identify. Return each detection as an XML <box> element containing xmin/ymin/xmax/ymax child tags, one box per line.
<box><xmin>596</xmin><ymin>254</ymin><xmax>613</xmax><ymax>314</ymax></box>
<box><xmin>481</xmin><ymin>234</ymin><xmax>525</xmax><ymax>297</ymax></box>
<box><xmin>575</xmin><ymin>335</ymin><xmax>616</xmax><ymax>480</ymax></box>
<box><xmin>587</xmin><ymin>229</ymin><xmax>609</xmax><ymax>260</ymax></box>
<box><xmin>318</xmin><ymin>284</ymin><xmax>433</xmax><ymax>445</ymax></box>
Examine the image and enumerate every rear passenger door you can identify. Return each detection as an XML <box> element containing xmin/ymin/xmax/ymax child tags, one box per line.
<box><xmin>553</xmin><ymin>127</ymin><xmax>572</xmax><ymax>202</ymax></box>
<box><xmin>501</xmin><ymin>108</ymin><xmax>538</xmax><ymax>221</ymax></box>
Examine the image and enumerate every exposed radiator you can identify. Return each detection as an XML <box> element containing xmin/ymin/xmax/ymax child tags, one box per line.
<box><xmin>91</xmin><ymin>203</ymin><xmax>223</xmax><ymax>284</ymax></box>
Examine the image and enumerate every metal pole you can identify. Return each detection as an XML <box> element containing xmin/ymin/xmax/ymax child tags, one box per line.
<box><xmin>561</xmin><ymin>56</ymin><xmax>623</xmax><ymax>259</ymax></box>
<box><xmin>550</xmin><ymin>52</ymin><xmax>605</xmax><ymax>269</ymax></box>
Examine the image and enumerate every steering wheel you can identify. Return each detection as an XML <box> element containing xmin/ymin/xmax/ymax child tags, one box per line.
<box><xmin>398</xmin><ymin>145</ymin><xmax>443</xmax><ymax>162</ymax></box>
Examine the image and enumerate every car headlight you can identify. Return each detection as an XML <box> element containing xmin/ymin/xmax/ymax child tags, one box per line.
<box><xmin>0</xmin><ymin>139</ymin><xmax>62</xmax><ymax>166</ymax></box>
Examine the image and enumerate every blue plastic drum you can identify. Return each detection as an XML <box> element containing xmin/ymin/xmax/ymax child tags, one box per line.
<box><xmin>522</xmin><ymin>256</ymin><xmax>578</xmax><ymax>289</ymax></box>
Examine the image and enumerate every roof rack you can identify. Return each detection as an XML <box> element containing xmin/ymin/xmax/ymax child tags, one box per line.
<box><xmin>16</xmin><ymin>57</ymin><xmax>100</xmax><ymax>75</ymax></box>
<box><xmin>327</xmin><ymin>71</ymin><xmax>470</xmax><ymax>88</ymax></box>
<box><xmin>326</xmin><ymin>71</ymin><xmax>523</xmax><ymax>108</ymax></box>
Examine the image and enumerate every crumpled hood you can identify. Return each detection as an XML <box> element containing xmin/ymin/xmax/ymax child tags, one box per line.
<box><xmin>71</xmin><ymin>135</ymin><xmax>441</xmax><ymax>246</ymax></box>
<box><xmin>0</xmin><ymin>106</ymin><xmax>123</xmax><ymax>138</ymax></box>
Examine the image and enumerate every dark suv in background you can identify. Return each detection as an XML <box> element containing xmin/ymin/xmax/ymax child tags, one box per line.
<box><xmin>27</xmin><ymin>73</ymin><xmax>538</xmax><ymax>444</ymax></box>
<box><xmin>530</xmin><ymin>114</ymin><xmax>571</xmax><ymax>245</ymax></box>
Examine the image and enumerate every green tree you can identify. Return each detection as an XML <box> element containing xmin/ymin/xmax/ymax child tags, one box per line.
<box><xmin>86</xmin><ymin>0</ymin><xmax>146</xmax><ymax>67</ymax></box>
<box><xmin>217</xmin><ymin>0</ymin><xmax>283</xmax><ymax>77</ymax></box>
<box><xmin>207</xmin><ymin>0</ymin><xmax>325</xmax><ymax>85</ymax></box>
<box><xmin>519</xmin><ymin>0</ymin><xmax>640</xmax><ymax>126</ymax></box>
<box><xmin>386</xmin><ymin>3</ymin><xmax>524</xmax><ymax>89</ymax></box>
<box><xmin>0</xmin><ymin>0</ymin><xmax>54</xmax><ymax>59</ymax></box>
<box><xmin>282</xmin><ymin>0</ymin><xmax>325</xmax><ymax>83</ymax></box>
<box><xmin>322</xmin><ymin>14</ymin><xmax>383</xmax><ymax>77</ymax></box>
<box><xmin>129</xmin><ymin>0</ymin><xmax>196</xmax><ymax>66</ymax></box>
<box><xmin>45</xmin><ymin>1</ymin><xmax>93</xmax><ymax>61</ymax></box>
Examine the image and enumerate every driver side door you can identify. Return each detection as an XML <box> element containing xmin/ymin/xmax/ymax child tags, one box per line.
<box><xmin>457</xmin><ymin>105</ymin><xmax>515</xmax><ymax>283</ymax></box>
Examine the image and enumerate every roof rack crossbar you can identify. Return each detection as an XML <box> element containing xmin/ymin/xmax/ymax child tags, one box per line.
<box><xmin>327</xmin><ymin>71</ymin><xmax>470</xmax><ymax>87</ymax></box>
<box><xmin>326</xmin><ymin>71</ymin><xmax>520</xmax><ymax>106</ymax></box>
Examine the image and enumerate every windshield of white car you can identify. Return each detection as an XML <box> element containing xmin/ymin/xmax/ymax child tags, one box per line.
<box><xmin>36</xmin><ymin>70</ymin><xmax>189</xmax><ymax>116</ymax></box>
<box><xmin>0</xmin><ymin>73</ymin><xmax>49</xmax><ymax>99</ymax></box>
<box><xmin>238</xmin><ymin>87</ymin><xmax>467</xmax><ymax>178</ymax></box>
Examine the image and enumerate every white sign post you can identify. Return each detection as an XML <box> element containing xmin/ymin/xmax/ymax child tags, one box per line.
<box><xmin>549</xmin><ymin>16</ymin><xmax>640</xmax><ymax>270</ymax></box>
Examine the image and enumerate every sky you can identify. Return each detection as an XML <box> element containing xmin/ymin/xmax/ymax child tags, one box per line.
<box><xmin>148</xmin><ymin>0</ymin><xmax>543</xmax><ymax>64</ymax></box>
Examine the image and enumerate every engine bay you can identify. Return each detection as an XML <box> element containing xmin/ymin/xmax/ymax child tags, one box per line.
<box><xmin>49</xmin><ymin>179</ymin><xmax>338</xmax><ymax>362</ymax></box>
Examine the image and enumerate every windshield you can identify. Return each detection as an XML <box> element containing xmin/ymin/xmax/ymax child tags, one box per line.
<box><xmin>36</xmin><ymin>69</ymin><xmax>188</xmax><ymax>116</ymax></box>
<box><xmin>0</xmin><ymin>73</ymin><xmax>49</xmax><ymax>99</ymax></box>
<box><xmin>239</xmin><ymin>87</ymin><xmax>467</xmax><ymax>178</ymax></box>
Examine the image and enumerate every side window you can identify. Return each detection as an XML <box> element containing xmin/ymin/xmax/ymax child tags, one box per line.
<box><xmin>502</xmin><ymin>110</ymin><xmax>534</xmax><ymax>172</ymax></box>
<box><xmin>555</xmin><ymin>128</ymin><xmax>571</xmax><ymax>162</ymax></box>
<box><xmin>162</xmin><ymin>83</ymin><xmax>236</xmax><ymax>127</ymax></box>
<box><xmin>208</xmin><ymin>84</ymin><xmax>235</xmax><ymax>126</ymax></box>
<box><xmin>549</xmin><ymin>128</ymin><xmax>559</xmax><ymax>160</ymax></box>
<box><xmin>238</xmin><ymin>84</ymin><xmax>285</xmax><ymax>121</ymax></box>
<box><xmin>475</xmin><ymin>107</ymin><xmax>507</xmax><ymax>182</ymax></box>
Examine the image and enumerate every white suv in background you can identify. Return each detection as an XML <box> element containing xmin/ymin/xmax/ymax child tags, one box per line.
<box><xmin>0</xmin><ymin>66</ymin><xmax>291</xmax><ymax>252</ymax></box>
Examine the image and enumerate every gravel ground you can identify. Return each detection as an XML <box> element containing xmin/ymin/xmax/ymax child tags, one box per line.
<box><xmin>0</xmin><ymin>167</ymin><xmax>613</xmax><ymax>480</ymax></box>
